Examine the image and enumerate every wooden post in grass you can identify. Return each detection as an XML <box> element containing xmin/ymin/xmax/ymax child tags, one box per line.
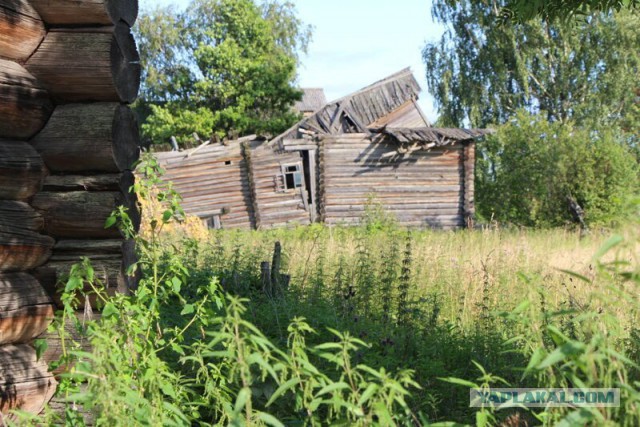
<box><xmin>261</xmin><ymin>261</ymin><xmax>272</xmax><ymax>296</ymax></box>
<box><xmin>270</xmin><ymin>242</ymin><xmax>282</xmax><ymax>296</ymax></box>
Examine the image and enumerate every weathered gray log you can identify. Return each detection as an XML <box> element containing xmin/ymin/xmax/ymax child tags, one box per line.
<box><xmin>35</xmin><ymin>239</ymin><xmax>138</xmax><ymax>308</ymax></box>
<box><xmin>30</xmin><ymin>0</ymin><xmax>138</xmax><ymax>27</ymax></box>
<box><xmin>32</xmin><ymin>103</ymin><xmax>140</xmax><ymax>173</ymax></box>
<box><xmin>25</xmin><ymin>23</ymin><xmax>141</xmax><ymax>103</ymax></box>
<box><xmin>0</xmin><ymin>273</ymin><xmax>54</xmax><ymax>345</ymax></box>
<box><xmin>0</xmin><ymin>140</ymin><xmax>44</xmax><ymax>200</ymax></box>
<box><xmin>0</xmin><ymin>201</ymin><xmax>44</xmax><ymax>231</ymax></box>
<box><xmin>0</xmin><ymin>0</ymin><xmax>46</xmax><ymax>61</ymax></box>
<box><xmin>0</xmin><ymin>59</ymin><xmax>53</xmax><ymax>139</ymax></box>
<box><xmin>31</xmin><ymin>191</ymin><xmax>140</xmax><ymax>238</ymax></box>
<box><xmin>0</xmin><ymin>344</ymin><xmax>57</xmax><ymax>418</ymax></box>
<box><xmin>43</xmin><ymin>171</ymin><xmax>134</xmax><ymax>193</ymax></box>
<box><xmin>0</xmin><ymin>202</ymin><xmax>54</xmax><ymax>272</ymax></box>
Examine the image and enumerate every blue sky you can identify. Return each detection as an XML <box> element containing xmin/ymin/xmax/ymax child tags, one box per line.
<box><xmin>138</xmin><ymin>0</ymin><xmax>443</xmax><ymax>121</ymax></box>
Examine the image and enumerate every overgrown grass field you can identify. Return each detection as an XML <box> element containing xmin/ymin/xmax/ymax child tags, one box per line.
<box><xmin>167</xmin><ymin>219</ymin><xmax>640</xmax><ymax>424</ymax></box>
<box><xmin>21</xmin><ymin>167</ymin><xmax>640</xmax><ymax>426</ymax></box>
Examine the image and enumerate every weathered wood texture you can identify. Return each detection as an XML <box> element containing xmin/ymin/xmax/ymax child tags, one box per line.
<box><xmin>25</xmin><ymin>23</ymin><xmax>140</xmax><ymax>103</ymax></box>
<box><xmin>35</xmin><ymin>239</ymin><xmax>138</xmax><ymax>308</ymax></box>
<box><xmin>0</xmin><ymin>140</ymin><xmax>44</xmax><ymax>200</ymax></box>
<box><xmin>321</xmin><ymin>134</ymin><xmax>466</xmax><ymax>229</ymax></box>
<box><xmin>0</xmin><ymin>273</ymin><xmax>54</xmax><ymax>345</ymax></box>
<box><xmin>0</xmin><ymin>344</ymin><xmax>57</xmax><ymax>417</ymax></box>
<box><xmin>31</xmin><ymin>191</ymin><xmax>140</xmax><ymax>238</ymax></box>
<box><xmin>0</xmin><ymin>0</ymin><xmax>45</xmax><ymax>61</ymax></box>
<box><xmin>276</xmin><ymin>68</ymin><xmax>422</xmax><ymax>143</ymax></box>
<box><xmin>246</xmin><ymin>142</ymin><xmax>311</xmax><ymax>229</ymax></box>
<box><xmin>43</xmin><ymin>171</ymin><xmax>134</xmax><ymax>193</ymax></box>
<box><xmin>155</xmin><ymin>142</ymin><xmax>256</xmax><ymax>229</ymax></box>
<box><xmin>0</xmin><ymin>201</ymin><xmax>53</xmax><ymax>272</ymax></box>
<box><xmin>32</xmin><ymin>103</ymin><xmax>140</xmax><ymax>173</ymax></box>
<box><xmin>0</xmin><ymin>59</ymin><xmax>52</xmax><ymax>139</ymax></box>
<box><xmin>30</xmin><ymin>0</ymin><xmax>138</xmax><ymax>26</ymax></box>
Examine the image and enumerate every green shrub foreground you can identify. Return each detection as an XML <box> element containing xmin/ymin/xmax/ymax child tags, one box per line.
<box><xmin>11</xmin><ymin>162</ymin><xmax>640</xmax><ymax>426</ymax></box>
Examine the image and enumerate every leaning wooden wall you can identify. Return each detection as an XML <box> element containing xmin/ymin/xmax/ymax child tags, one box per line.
<box><xmin>246</xmin><ymin>141</ymin><xmax>311</xmax><ymax>229</ymax></box>
<box><xmin>0</xmin><ymin>0</ymin><xmax>140</xmax><ymax>418</ymax></box>
<box><xmin>155</xmin><ymin>143</ymin><xmax>256</xmax><ymax>229</ymax></box>
<box><xmin>320</xmin><ymin>134</ymin><xmax>468</xmax><ymax>229</ymax></box>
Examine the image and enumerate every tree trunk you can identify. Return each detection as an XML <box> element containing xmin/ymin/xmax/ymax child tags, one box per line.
<box><xmin>0</xmin><ymin>59</ymin><xmax>53</xmax><ymax>139</ymax></box>
<box><xmin>0</xmin><ymin>140</ymin><xmax>44</xmax><ymax>200</ymax></box>
<box><xmin>30</xmin><ymin>0</ymin><xmax>138</xmax><ymax>27</ymax></box>
<box><xmin>0</xmin><ymin>344</ymin><xmax>57</xmax><ymax>418</ymax></box>
<box><xmin>0</xmin><ymin>273</ymin><xmax>54</xmax><ymax>345</ymax></box>
<box><xmin>32</xmin><ymin>103</ymin><xmax>140</xmax><ymax>173</ymax></box>
<box><xmin>0</xmin><ymin>0</ymin><xmax>46</xmax><ymax>62</ymax></box>
<box><xmin>25</xmin><ymin>23</ymin><xmax>140</xmax><ymax>103</ymax></box>
<box><xmin>31</xmin><ymin>191</ymin><xmax>140</xmax><ymax>239</ymax></box>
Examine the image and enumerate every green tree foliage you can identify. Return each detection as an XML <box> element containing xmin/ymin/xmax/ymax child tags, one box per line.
<box><xmin>135</xmin><ymin>0</ymin><xmax>312</xmax><ymax>145</ymax></box>
<box><xmin>424</xmin><ymin>1</ymin><xmax>639</xmax><ymax>226</ymax></box>
<box><xmin>477</xmin><ymin>111</ymin><xmax>639</xmax><ymax>227</ymax></box>
<box><xmin>504</xmin><ymin>0</ymin><xmax>640</xmax><ymax>22</ymax></box>
<box><xmin>423</xmin><ymin>0</ymin><xmax>640</xmax><ymax>129</ymax></box>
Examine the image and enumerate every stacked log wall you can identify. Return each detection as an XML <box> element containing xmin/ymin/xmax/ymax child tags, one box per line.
<box><xmin>321</xmin><ymin>134</ymin><xmax>467</xmax><ymax>229</ymax></box>
<box><xmin>155</xmin><ymin>143</ymin><xmax>255</xmax><ymax>229</ymax></box>
<box><xmin>246</xmin><ymin>142</ymin><xmax>311</xmax><ymax>229</ymax></box>
<box><xmin>0</xmin><ymin>0</ymin><xmax>140</xmax><ymax>418</ymax></box>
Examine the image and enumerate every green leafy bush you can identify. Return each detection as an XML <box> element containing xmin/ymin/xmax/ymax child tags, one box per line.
<box><xmin>477</xmin><ymin>111</ymin><xmax>639</xmax><ymax>227</ymax></box>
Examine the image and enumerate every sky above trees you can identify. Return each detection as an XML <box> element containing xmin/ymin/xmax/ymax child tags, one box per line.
<box><xmin>138</xmin><ymin>0</ymin><xmax>443</xmax><ymax>121</ymax></box>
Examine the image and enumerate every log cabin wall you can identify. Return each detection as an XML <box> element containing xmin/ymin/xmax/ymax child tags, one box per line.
<box><xmin>1</xmin><ymin>0</ymin><xmax>140</xmax><ymax>418</ymax></box>
<box><xmin>246</xmin><ymin>141</ymin><xmax>312</xmax><ymax>229</ymax></box>
<box><xmin>155</xmin><ymin>141</ymin><xmax>256</xmax><ymax>230</ymax></box>
<box><xmin>320</xmin><ymin>134</ymin><xmax>472</xmax><ymax>229</ymax></box>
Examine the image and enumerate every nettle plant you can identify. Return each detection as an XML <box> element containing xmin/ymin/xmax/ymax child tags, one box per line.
<box><xmin>13</xmin><ymin>154</ymin><xmax>421</xmax><ymax>427</ymax></box>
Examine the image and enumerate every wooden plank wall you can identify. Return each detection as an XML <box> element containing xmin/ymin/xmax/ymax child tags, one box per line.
<box><xmin>155</xmin><ymin>143</ymin><xmax>255</xmax><ymax>229</ymax></box>
<box><xmin>321</xmin><ymin>134</ymin><xmax>467</xmax><ymax>229</ymax></box>
<box><xmin>247</xmin><ymin>141</ymin><xmax>311</xmax><ymax>229</ymax></box>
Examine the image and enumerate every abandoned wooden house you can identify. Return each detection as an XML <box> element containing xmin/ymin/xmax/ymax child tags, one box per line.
<box><xmin>155</xmin><ymin>68</ymin><xmax>489</xmax><ymax>230</ymax></box>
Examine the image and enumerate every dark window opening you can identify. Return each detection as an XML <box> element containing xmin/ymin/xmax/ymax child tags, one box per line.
<box><xmin>225</xmin><ymin>160</ymin><xmax>232</xmax><ymax>165</ymax></box>
<box><xmin>282</xmin><ymin>163</ymin><xmax>303</xmax><ymax>190</ymax></box>
<box><xmin>301</xmin><ymin>151</ymin><xmax>313</xmax><ymax>205</ymax></box>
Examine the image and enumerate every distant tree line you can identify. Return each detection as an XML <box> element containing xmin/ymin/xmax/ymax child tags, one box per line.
<box><xmin>134</xmin><ymin>0</ymin><xmax>311</xmax><ymax>145</ymax></box>
<box><xmin>423</xmin><ymin>0</ymin><xmax>640</xmax><ymax>227</ymax></box>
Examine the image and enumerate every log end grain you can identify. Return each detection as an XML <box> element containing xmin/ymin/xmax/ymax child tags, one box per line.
<box><xmin>112</xmin><ymin>22</ymin><xmax>141</xmax><ymax>103</ymax></box>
